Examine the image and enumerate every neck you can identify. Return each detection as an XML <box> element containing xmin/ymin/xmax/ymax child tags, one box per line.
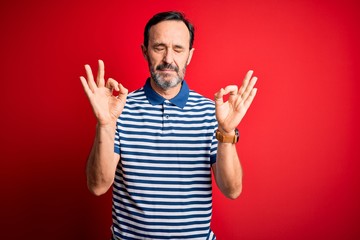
<box><xmin>150</xmin><ymin>79</ymin><xmax>182</xmax><ymax>100</ymax></box>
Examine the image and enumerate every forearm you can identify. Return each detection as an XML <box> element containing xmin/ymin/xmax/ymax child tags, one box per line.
<box><xmin>212</xmin><ymin>70</ymin><xmax>257</xmax><ymax>199</ymax></box>
<box><xmin>214</xmin><ymin>142</ymin><xmax>243</xmax><ymax>199</ymax></box>
<box><xmin>86</xmin><ymin>123</ymin><xmax>119</xmax><ymax>196</ymax></box>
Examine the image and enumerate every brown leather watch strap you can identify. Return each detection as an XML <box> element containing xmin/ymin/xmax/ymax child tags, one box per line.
<box><xmin>215</xmin><ymin>129</ymin><xmax>239</xmax><ymax>143</ymax></box>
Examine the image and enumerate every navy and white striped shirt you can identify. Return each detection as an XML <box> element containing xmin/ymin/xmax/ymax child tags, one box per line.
<box><xmin>113</xmin><ymin>79</ymin><xmax>218</xmax><ymax>239</ymax></box>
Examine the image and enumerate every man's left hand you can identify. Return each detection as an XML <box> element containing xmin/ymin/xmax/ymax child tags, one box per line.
<box><xmin>214</xmin><ymin>70</ymin><xmax>258</xmax><ymax>135</ymax></box>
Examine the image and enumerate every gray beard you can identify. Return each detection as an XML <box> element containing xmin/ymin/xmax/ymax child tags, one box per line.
<box><xmin>147</xmin><ymin>55</ymin><xmax>188</xmax><ymax>91</ymax></box>
<box><xmin>150</xmin><ymin>70</ymin><xmax>184</xmax><ymax>90</ymax></box>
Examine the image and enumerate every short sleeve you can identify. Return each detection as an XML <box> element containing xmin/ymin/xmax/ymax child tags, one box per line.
<box><xmin>114</xmin><ymin>120</ymin><xmax>121</xmax><ymax>154</ymax></box>
<box><xmin>210</xmin><ymin>121</ymin><xmax>218</xmax><ymax>165</ymax></box>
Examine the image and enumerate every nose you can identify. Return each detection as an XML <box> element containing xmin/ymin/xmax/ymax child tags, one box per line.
<box><xmin>163</xmin><ymin>49</ymin><xmax>174</xmax><ymax>64</ymax></box>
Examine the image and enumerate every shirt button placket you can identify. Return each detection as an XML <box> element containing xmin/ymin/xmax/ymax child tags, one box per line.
<box><xmin>163</xmin><ymin>100</ymin><xmax>171</xmax><ymax>134</ymax></box>
<box><xmin>165</xmin><ymin>101</ymin><xmax>170</xmax><ymax>118</ymax></box>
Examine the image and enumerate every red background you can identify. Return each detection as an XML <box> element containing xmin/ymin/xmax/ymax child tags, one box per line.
<box><xmin>1</xmin><ymin>0</ymin><xmax>359</xmax><ymax>239</ymax></box>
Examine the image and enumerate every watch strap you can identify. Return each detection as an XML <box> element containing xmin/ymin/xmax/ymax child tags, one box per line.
<box><xmin>215</xmin><ymin>128</ymin><xmax>239</xmax><ymax>143</ymax></box>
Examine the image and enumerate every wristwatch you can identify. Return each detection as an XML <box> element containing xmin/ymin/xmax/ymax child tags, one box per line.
<box><xmin>216</xmin><ymin>128</ymin><xmax>239</xmax><ymax>144</ymax></box>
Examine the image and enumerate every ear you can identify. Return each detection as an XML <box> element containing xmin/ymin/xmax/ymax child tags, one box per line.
<box><xmin>186</xmin><ymin>48</ymin><xmax>195</xmax><ymax>65</ymax></box>
<box><xmin>141</xmin><ymin>44</ymin><xmax>148</xmax><ymax>60</ymax></box>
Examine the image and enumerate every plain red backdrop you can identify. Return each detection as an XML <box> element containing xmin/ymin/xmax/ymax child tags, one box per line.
<box><xmin>0</xmin><ymin>0</ymin><xmax>359</xmax><ymax>239</ymax></box>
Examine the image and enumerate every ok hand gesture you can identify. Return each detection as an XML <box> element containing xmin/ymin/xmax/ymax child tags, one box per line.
<box><xmin>80</xmin><ymin>60</ymin><xmax>128</xmax><ymax>126</ymax></box>
<box><xmin>215</xmin><ymin>70</ymin><xmax>258</xmax><ymax>134</ymax></box>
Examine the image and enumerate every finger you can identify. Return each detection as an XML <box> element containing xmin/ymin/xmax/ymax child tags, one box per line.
<box><xmin>85</xmin><ymin>64</ymin><xmax>97</xmax><ymax>92</ymax></box>
<box><xmin>117</xmin><ymin>83</ymin><xmax>128</xmax><ymax>102</ymax></box>
<box><xmin>106</xmin><ymin>78</ymin><xmax>120</xmax><ymax>92</ymax></box>
<box><xmin>97</xmin><ymin>59</ymin><xmax>105</xmax><ymax>87</ymax></box>
<box><xmin>234</xmin><ymin>87</ymin><xmax>258</xmax><ymax>113</ymax></box>
<box><xmin>214</xmin><ymin>88</ymin><xmax>225</xmax><ymax>106</ymax></box>
<box><xmin>241</xmin><ymin>76</ymin><xmax>258</xmax><ymax>100</ymax></box>
<box><xmin>80</xmin><ymin>76</ymin><xmax>93</xmax><ymax>97</ymax></box>
<box><xmin>243</xmin><ymin>88</ymin><xmax>258</xmax><ymax>109</ymax></box>
<box><xmin>224</xmin><ymin>85</ymin><xmax>238</xmax><ymax>95</ymax></box>
<box><xmin>118</xmin><ymin>83</ymin><xmax>128</xmax><ymax>95</ymax></box>
<box><xmin>238</xmin><ymin>70</ymin><xmax>254</xmax><ymax>95</ymax></box>
<box><xmin>224</xmin><ymin>85</ymin><xmax>238</xmax><ymax>101</ymax></box>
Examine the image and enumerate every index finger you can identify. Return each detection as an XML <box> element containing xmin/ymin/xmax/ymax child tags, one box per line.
<box><xmin>224</xmin><ymin>85</ymin><xmax>238</xmax><ymax>95</ymax></box>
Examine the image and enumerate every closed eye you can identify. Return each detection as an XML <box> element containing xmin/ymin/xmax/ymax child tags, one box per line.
<box><xmin>153</xmin><ymin>43</ymin><xmax>166</xmax><ymax>52</ymax></box>
<box><xmin>174</xmin><ymin>45</ymin><xmax>185</xmax><ymax>53</ymax></box>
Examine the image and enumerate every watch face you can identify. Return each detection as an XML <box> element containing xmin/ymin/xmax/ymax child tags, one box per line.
<box><xmin>234</xmin><ymin>129</ymin><xmax>239</xmax><ymax>143</ymax></box>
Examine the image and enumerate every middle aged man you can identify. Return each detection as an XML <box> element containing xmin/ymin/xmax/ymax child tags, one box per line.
<box><xmin>80</xmin><ymin>11</ymin><xmax>258</xmax><ymax>240</ymax></box>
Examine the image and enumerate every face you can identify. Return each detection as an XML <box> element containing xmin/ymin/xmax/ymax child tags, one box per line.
<box><xmin>142</xmin><ymin>20</ymin><xmax>194</xmax><ymax>91</ymax></box>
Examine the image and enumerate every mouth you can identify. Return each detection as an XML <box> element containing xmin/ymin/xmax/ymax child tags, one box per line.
<box><xmin>158</xmin><ymin>69</ymin><xmax>176</xmax><ymax>72</ymax></box>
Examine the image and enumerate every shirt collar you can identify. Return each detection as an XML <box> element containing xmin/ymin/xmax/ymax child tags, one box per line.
<box><xmin>144</xmin><ymin>78</ymin><xmax>189</xmax><ymax>108</ymax></box>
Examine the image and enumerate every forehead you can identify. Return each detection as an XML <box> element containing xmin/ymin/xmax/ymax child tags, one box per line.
<box><xmin>148</xmin><ymin>20</ymin><xmax>190</xmax><ymax>47</ymax></box>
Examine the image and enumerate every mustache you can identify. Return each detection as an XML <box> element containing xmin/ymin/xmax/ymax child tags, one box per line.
<box><xmin>156</xmin><ymin>63</ymin><xmax>179</xmax><ymax>72</ymax></box>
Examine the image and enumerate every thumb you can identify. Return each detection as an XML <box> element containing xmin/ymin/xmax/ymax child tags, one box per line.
<box><xmin>214</xmin><ymin>88</ymin><xmax>225</xmax><ymax>106</ymax></box>
<box><xmin>117</xmin><ymin>83</ymin><xmax>128</xmax><ymax>101</ymax></box>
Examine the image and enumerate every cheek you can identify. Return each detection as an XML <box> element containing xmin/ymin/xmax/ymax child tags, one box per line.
<box><xmin>148</xmin><ymin>55</ymin><xmax>163</xmax><ymax>68</ymax></box>
<box><xmin>175</xmin><ymin>57</ymin><xmax>189</xmax><ymax>69</ymax></box>
<box><xmin>146</xmin><ymin>55</ymin><xmax>157</xmax><ymax>69</ymax></box>
<box><xmin>175</xmin><ymin>53</ymin><xmax>191</xmax><ymax>65</ymax></box>
<box><xmin>147</xmin><ymin>50</ymin><xmax>162</xmax><ymax>61</ymax></box>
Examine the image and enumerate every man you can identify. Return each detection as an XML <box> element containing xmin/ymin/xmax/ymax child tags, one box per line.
<box><xmin>80</xmin><ymin>11</ymin><xmax>257</xmax><ymax>240</ymax></box>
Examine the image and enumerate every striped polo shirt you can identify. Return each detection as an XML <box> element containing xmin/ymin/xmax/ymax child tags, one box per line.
<box><xmin>112</xmin><ymin>78</ymin><xmax>218</xmax><ymax>239</ymax></box>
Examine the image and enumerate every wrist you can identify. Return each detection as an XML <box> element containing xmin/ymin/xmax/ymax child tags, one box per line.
<box><xmin>96</xmin><ymin>122</ymin><xmax>117</xmax><ymax>135</ymax></box>
<box><xmin>97</xmin><ymin>121</ymin><xmax>117</xmax><ymax>129</ymax></box>
<box><xmin>217</xmin><ymin>127</ymin><xmax>235</xmax><ymax>136</ymax></box>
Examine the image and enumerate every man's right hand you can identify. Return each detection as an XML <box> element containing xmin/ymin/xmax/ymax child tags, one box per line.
<box><xmin>80</xmin><ymin>60</ymin><xmax>128</xmax><ymax>126</ymax></box>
